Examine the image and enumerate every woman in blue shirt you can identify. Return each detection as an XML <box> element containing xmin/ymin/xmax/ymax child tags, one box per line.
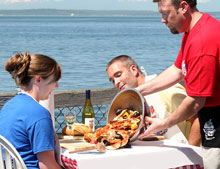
<box><xmin>0</xmin><ymin>52</ymin><xmax>62</xmax><ymax>169</ymax></box>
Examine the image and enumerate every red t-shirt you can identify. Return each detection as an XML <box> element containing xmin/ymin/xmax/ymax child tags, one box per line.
<box><xmin>175</xmin><ymin>13</ymin><xmax>220</xmax><ymax>107</ymax></box>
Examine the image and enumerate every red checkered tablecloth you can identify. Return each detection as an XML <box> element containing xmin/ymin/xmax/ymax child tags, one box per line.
<box><xmin>172</xmin><ymin>164</ymin><xmax>204</xmax><ymax>169</ymax></box>
<box><xmin>61</xmin><ymin>155</ymin><xmax>79</xmax><ymax>169</ymax></box>
<box><xmin>60</xmin><ymin>140</ymin><xmax>204</xmax><ymax>169</ymax></box>
<box><xmin>61</xmin><ymin>154</ymin><xmax>203</xmax><ymax>169</ymax></box>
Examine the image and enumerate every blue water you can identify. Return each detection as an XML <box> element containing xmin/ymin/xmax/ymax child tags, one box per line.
<box><xmin>0</xmin><ymin>16</ymin><xmax>219</xmax><ymax>93</ymax></box>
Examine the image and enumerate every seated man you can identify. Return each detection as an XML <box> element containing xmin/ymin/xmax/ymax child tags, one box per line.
<box><xmin>106</xmin><ymin>55</ymin><xmax>201</xmax><ymax>146</ymax></box>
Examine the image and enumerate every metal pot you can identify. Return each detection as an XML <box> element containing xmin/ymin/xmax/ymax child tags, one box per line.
<box><xmin>107</xmin><ymin>88</ymin><xmax>145</xmax><ymax>142</ymax></box>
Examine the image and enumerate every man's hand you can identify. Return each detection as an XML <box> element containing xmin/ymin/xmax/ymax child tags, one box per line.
<box><xmin>138</xmin><ymin>116</ymin><xmax>167</xmax><ymax>140</ymax></box>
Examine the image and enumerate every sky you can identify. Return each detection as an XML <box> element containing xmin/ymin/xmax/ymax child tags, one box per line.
<box><xmin>0</xmin><ymin>0</ymin><xmax>219</xmax><ymax>12</ymax></box>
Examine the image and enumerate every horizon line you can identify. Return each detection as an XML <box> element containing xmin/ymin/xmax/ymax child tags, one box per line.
<box><xmin>0</xmin><ymin>8</ymin><xmax>219</xmax><ymax>12</ymax></box>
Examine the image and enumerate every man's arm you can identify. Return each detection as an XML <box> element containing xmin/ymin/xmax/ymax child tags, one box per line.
<box><xmin>136</xmin><ymin>64</ymin><xmax>183</xmax><ymax>96</ymax></box>
<box><xmin>165</xmin><ymin>96</ymin><xmax>205</xmax><ymax>128</ymax></box>
<box><xmin>138</xmin><ymin>96</ymin><xmax>206</xmax><ymax>139</ymax></box>
<box><xmin>37</xmin><ymin>150</ymin><xmax>62</xmax><ymax>169</ymax></box>
<box><xmin>188</xmin><ymin>115</ymin><xmax>201</xmax><ymax>146</ymax></box>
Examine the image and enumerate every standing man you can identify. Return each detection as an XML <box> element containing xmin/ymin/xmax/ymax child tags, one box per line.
<box><xmin>106</xmin><ymin>55</ymin><xmax>201</xmax><ymax>146</ymax></box>
<box><xmin>136</xmin><ymin>0</ymin><xmax>220</xmax><ymax>168</ymax></box>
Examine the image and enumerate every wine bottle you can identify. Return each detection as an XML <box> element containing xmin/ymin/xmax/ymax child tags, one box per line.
<box><xmin>82</xmin><ymin>90</ymin><xmax>95</xmax><ymax>132</ymax></box>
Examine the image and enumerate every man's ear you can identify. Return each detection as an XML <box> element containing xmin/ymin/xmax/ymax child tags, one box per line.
<box><xmin>179</xmin><ymin>1</ymin><xmax>189</xmax><ymax>14</ymax></box>
<box><xmin>130</xmin><ymin>65</ymin><xmax>139</xmax><ymax>77</ymax></box>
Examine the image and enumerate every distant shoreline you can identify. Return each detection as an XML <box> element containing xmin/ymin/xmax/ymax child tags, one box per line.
<box><xmin>0</xmin><ymin>15</ymin><xmax>160</xmax><ymax>17</ymax></box>
<box><xmin>0</xmin><ymin>9</ymin><xmax>220</xmax><ymax>17</ymax></box>
<box><xmin>0</xmin><ymin>9</ymin><xmax>159</xmax><ymax>17</ymax></box>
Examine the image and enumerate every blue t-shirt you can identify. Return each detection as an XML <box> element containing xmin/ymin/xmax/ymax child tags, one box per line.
<box><xmin>0</xmin><ymin>94</ymin><xmax>55</xmax><ymax>168</ymax></box>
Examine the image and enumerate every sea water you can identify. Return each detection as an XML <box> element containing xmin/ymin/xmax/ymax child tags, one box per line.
<box><xmin>0</xmin><ymin>16</ymin><xmax>180</xmax><ymax>93</ymax></box>
<box><xmin>0</xmin><ymin>16</ymin><xmax>219</xmax><ymax>93</ymax></box>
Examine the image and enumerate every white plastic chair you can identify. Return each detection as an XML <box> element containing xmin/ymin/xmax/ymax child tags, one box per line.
<box><xmin>0</xmin><ymin>135</ymin><xmax>27</xmax><ymax>169</ymax></box>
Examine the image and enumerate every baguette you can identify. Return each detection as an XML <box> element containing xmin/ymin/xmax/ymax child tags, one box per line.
<box><xmin>62</xmin><ymin>123</ymin><xmax>92</xmax><ymax>136</ymax></box>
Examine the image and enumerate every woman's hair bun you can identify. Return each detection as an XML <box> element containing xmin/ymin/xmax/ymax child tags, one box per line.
<box><xmin>5</xmin><ymin>52</ymin><xmax>31</xmax><ymax>87</ymax></box>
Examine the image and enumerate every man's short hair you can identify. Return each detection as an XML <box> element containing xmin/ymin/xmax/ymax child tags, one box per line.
<box><xmin>153</xmin><ymin>0</ymin><xmax>197</xmax><ymax>9</ymax></box>
<box><xmin>106</xmin><ymin>55</ymin><xmax>142</xmax><ymax>74</ymax></box>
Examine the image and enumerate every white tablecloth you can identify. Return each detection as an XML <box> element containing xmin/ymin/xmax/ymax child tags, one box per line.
<box><xmin>61</xmin><ymin>139</ymin><xmax>203</xmax><ymax>169</ymax></box>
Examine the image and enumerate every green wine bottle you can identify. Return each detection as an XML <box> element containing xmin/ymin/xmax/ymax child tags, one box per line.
<box><xmin>82</xmin><ymin>90</ymin><xmax>95</xmax><ymax>132</ymax></box>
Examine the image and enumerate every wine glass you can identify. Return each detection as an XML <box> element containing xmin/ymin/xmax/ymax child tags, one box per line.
<box><xmin>64</xmin><ymin>110</ymin><xmax>76</xmax><ymax>136</ymax></box>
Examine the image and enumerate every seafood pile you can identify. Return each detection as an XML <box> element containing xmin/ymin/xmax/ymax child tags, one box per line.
<box><xmin>84</xmin><ymin>108</ymin><xmax>142</xmax><ymax>149</ymax></box>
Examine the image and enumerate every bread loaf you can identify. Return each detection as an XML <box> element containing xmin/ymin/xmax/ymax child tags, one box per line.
<box><xmin>62</xmin><ymin>123</ymin><xmax>92</xmax><ymax>136</ymax></box>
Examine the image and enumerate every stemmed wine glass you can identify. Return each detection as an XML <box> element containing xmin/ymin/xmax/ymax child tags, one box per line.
<box><xmin>64</xmin><ymin>110</ymin><xmax>76</xmax><ymax>136</ymax></box>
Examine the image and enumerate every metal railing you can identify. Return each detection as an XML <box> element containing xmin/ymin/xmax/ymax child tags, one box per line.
<box><xmin>0</xmin><ymin>88</ymin><xmax>118</xmax><ymax>133</ymax></box>
<box><xmin>55</xmin><ymin>104</ymin><xmax>109</xmax><ymax>133</ymax></box>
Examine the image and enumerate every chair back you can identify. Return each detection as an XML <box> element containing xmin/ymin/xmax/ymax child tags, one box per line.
<box><xmin>0</xmin><ymin>135</ymin><xmax>27</xmax><ymax>169</ymax></box>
